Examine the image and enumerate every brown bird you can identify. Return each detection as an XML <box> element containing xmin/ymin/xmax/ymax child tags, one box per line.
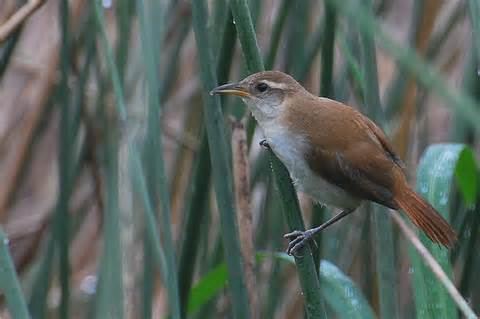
<box><xmin>211</xmin><ymin>71</ymin><xmax>457</xmax><ymax>255</ymax></box>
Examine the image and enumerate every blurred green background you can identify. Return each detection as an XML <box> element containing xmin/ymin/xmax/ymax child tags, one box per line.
<box><xmin>0</xmin><ymin>0</ymin><xmax>478</xmax><ymax>318</ymax></box>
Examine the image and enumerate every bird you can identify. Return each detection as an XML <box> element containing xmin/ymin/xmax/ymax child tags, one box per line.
<box><xmin>210</xmin><ymin>71</ymin><xmax>457</xmax><ymax>255</ymax></box>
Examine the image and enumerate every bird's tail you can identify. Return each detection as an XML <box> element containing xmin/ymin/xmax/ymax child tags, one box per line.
<box><xmin>394</xmin><ymin>187</ymin><xmax>457</xmax><ymax>247</ymax></box>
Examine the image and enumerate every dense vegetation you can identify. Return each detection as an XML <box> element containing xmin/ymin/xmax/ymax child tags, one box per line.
<box><xmin>0</xmin><ymin>0</ymin><xmax>478</xmax><ymax>318</ymax></box>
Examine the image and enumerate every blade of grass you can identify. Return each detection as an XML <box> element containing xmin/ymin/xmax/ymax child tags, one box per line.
<box><xmin>452</xmin><ymin>3</ymin><xmax>480</xmax><ymax>144</ymax></box>
<box><xmin>129</xmin><ymin>143</ymin><xmax>174</xmax><ymax>317</ymax></box>
<box><xmin>249</xmin><ymin>0</ymin><xmax>263</xmax><ymax>27</ymax></box>
<box><xmin>177</xmin><ymin>135</ymin><xmax>211</xmax><ymax>317</ymax></box>
<box><xmin>28</xmin><ymin>235</ymin><xmax>55</xmax><ymax>318</ymax></box>
<box><xmin>137</xmin><ymin>2</ymin><xmax>164</xmax><ymax>315</ymax></box>
<box><xmin>468</xmin><ymin>0</ymin><xmax>480</xmax><ymax>64</ymax></box>
<box><xmin>285</xmin><ymin>0</ymin><xmax>310</xmax><ymax>77</ymax></box>
<box><xmin>137</xmin><ymin>1</ymin><xmax>181</xmax><ymax>318</ymax></box>
<box><xmin>0</xmin><ymin>26</ymin><xmax>21</xmax><ymax>78</ymax></box>
<box><xmin>114</xmin><ymin>0</ymin><xmax>135</xmax><ymax>81</ymax></box>
<box><xmin>95</xmin><ymin>126</ymin><xmax>124</xmax><ymax>319</ymax></box>
<box><xmin>451</xmin><ymin>47</ymin><xmax>479</xmax><ymax>144</ymax></box>
<box><xmin>82</xmin><ymin>13</ymin><xmax>126</xmax><ymax>319</ymax></box>
<box><xmin>128</xmin><ymin>144</ymin><xmax>169</xmax><ymax>288</ymax></box>
<box><xmin>0</xmin><ymin>228</ymin><xmax>30</xmax><ymax>319</ymax></box>
<box><xmin>297</xmin><ymin>20</ymin><xmax>324</xmax><ymax>83</ymax></box>
<box><xmin>159</xmin><ymin>18</ymin><xmax>191</xmax><ymax>103</ymax></box>
<box><xmin>211</xmin><ymin>0</ymin><xmax>229</xmax><ymax>54</ymax></box>
<box><xmin>94</xmin><ymin>1</ymin><xmax>127</xmax><ymax>122</ymax></box>
<box><xmin>409</xmin><ymin>144</ymin><xmax>473</xmax><ymax>319</ymax></box>
<box><xmin>426</xmin><ymin>2</ymin><xmax>465</xmax><ymax>60</ymax></box>
<box><xmin>337</xmin><ymin>29</ymin><xmax>365</xmax><ymax>103</ymax></box>
<box><xmin>320</xmin><ymin>2</ymin><xmax>337</xmax><ymax>98</ymax></box>
<box><xmin>56</xmin><ymin>1</ymin><xmax>72</xmax><ymax>317</ymax></box>
<box><xmin>383</xmin><ymin>0</ymin><xmax>424</xmax><ymax>120</ymax></box>
<box><xmin>264</xmin><ymin>0</ymin><xmax>293</xmax><ymax>70</ymax></box>
<box><xmin>216</xmin><ymin>10</ymin><xmax>237</xmax><ymax>85</ymax></box>
<box><xmin>229</xmin><ymin>0</ymin><xmax>264</xmax><ymax>72</ymax></box>
<box><xmin>191</xmin><ymin>1</ymin><xmax>251</xmax><ymax>318</ymax></box>
<box><xmin>356</xmin><ymin>1</ymin><xmax>398</xmax><ymax>317</ymax></box>
<box><xmin>28</xmin><ymin>14</ymin><xmax>96</xmax><ymax>316</ymax></box>
<box><xmin>111</xmin><ymin>3</ymin><xmax>135</xmax><ymax>316</ymax></box>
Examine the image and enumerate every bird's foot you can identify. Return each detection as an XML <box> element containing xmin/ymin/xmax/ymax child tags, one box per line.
<box><xmin>259</xmin><ymin>139</ymin><xmax>270</xmax><ymax>150</ymax></box>
<box><xmin>284</xmin><ymin>229</ymin><xmax>318</xmax><ymax>256</ymax></box>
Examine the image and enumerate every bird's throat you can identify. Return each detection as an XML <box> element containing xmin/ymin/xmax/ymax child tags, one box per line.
<box><xmin>261</xmin><ymin>123</ymin><xmax>360</xmax><ymax>210</ymax></box>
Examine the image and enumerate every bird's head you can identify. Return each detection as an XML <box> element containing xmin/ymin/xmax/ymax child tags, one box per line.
<box><xmin>210</xmin><ymin>71</ymin><xmax>305</xmax><ymax>124</ymax></box>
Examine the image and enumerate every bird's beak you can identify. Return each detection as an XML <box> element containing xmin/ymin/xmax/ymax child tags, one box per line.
<box><xmin>209</xmin><ymin>82</ymin><xmax>251</xmax><ymax>98</ymax></box>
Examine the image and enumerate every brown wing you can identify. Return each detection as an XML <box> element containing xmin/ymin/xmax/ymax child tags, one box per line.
<box><xmin>359</xmin><ymin>115</ymin><xmax>405</xmax><ymax>170</ymax></box>
<box><xmin>282</xmin><ymin>96</ymin><xmax>404</xmax><ymax>208</ymax></box>
<box><xmin>305</xmin><ymin>140</ymin><xmax>400</xmax><ymax>209</ymax></box>
<box><xmin>296</xmin><ymin>99</ymin><xmax>403</xmax><ymax>208</ymax></box>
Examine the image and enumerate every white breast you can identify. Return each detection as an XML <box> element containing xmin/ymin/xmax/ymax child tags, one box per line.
<box><xmin>262</xmin><ymin>122</ymin><xmax>360</xmax><ymax>210</ymax></box>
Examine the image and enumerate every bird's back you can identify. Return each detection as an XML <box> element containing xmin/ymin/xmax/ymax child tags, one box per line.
<box><xmin>281</xmin><ymin>95</ymin><xmax>403</xmax><ymax>209</ymax></box>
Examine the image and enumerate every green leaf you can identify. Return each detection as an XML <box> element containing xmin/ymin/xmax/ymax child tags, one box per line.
<box><xmin>95</xmin><ymin>131</ymin><xmax>124</xmax><ymax>319</ymax></box>
<box><xmin>187</xmin><ymin>264</ymin><xmax>228</xmax><ymax>314</ymax></box>
<box><xmin>455</xmin><ymin>148</ymin><xmax>478</xmax><ymax>205</ymax></box>
<box><xmin>319</xmin><ymin>260</ymin><xmax>376</xmax><ymax>319</ymax></box>
<box><xmin>410</xmin><ymin>143</ymin><xmax>471</xmax><ymax>319</ymax></box>
<box><xmin>191</xmin><ymin>1</ymin><xmax>251</xmax><ymax>318</ymax></box>
<box><xmin>137</xmin><ymin>0</ymin><xmax>181</xmax><ymax>317</ymax></box>
<box><xmin>0</xmin><ymin>229</ymin><xmax>30</xmax><ymax>319</ymax></box>
<box><xmin>356</xmin><ymin>1</ymin><xmax>397</xmax><ymax>317</ymax></box>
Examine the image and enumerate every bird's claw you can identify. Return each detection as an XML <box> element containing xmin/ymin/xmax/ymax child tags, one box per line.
<box><xmin>284</xmin><ymin>229</ymin><xmax>317</xmax><ymax>255</ymax></box>
<box><xmin>259</xmin><ymin>139</ymin><xmax>270</xmax><ymax>149</ymax></box>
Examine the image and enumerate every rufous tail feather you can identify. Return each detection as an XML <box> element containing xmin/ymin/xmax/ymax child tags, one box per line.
<box><xmin>394</xmin><ymin>188</ymin><xmax>457</xmax><ymax>247</ymax></box>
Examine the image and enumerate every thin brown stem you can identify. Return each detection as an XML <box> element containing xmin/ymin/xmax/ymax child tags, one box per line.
<box><xmin>231</xmin><ymin>118</ymin><xmax>257</xmax><ymax>319</ymax></box>
<box><xmin>0</xmin><ymin>0</ymin><xmax>47</xmax><ymax>43</ymax></box>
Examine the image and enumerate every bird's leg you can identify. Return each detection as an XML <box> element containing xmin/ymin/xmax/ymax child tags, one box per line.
<box><xmin>284</xmin><ymin>208</ymin><xmax>356</xmax><ymax>255</ymax></box>
<box><xmin>259</xmin><ymin>139</ymin><xmax>270</xmax><ymax>149</ymax></box>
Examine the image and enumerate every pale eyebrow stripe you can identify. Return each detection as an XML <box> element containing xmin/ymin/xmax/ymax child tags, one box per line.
<box><xmin>261</xmin><ymin>80</ymin><xmax>287</xmax><ymax>90</ymax></box>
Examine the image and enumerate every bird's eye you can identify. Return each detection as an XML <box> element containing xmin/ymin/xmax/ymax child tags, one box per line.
<box><xmin>256</xmin><ymin>82</ymin><xmax>269</xmax><ymax>93</ymax></box>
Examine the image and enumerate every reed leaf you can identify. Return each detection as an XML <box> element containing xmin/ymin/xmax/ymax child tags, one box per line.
<box><xmin>56</xmin><ymin>1</ymin><xmax>72</xmax><ymax>317</ymax></box>
<box><xmin>95</xmin><ymin>128</ymin><xmax>124</xmax><ymax>319</ymax></box>
<box><xmin>264</xmin><ymin>0</ymin><xmax>292</xmax><ymax>70</ymax></box>
<box><xmin>178</xmin><ymin>135</ymin><xmax>211</xmax><ymax>316</ymax></box>
<box><xmin>468</xmin><ymin>0</ymin><xmax>480</xmax><ymax>63</ymax></box>
<box><xmin>320</xmin><ymin>2</ymin><xmax>337</xmax><ymax>98</ymax></box>
<box><xmin>356</xmin><ymin>1</ymin><xmax>398</xmax><ymax>317</ymax></box>
<box><xmin>191</xmin><ymin>1</ymin><xmax>251</xmax><ymax>318</ymax></box>
<box><xmin>0</xmin><ymin>229</ymin><xmax>30</xmax><ymax>319</ymax></box>
<box><xmin>230</xmin><ymin>0</ymin><xmax>264</xmax><ymax>72</ymax></box>
<box><xmin>137</xmin><ymin>1</ymin><xmax>181</xmax><ymax>317</ymax></box>
<box><xmin>410</xmin><ymin>144</ymin><xmax>470</xmax><ymax>319</ymax></box>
